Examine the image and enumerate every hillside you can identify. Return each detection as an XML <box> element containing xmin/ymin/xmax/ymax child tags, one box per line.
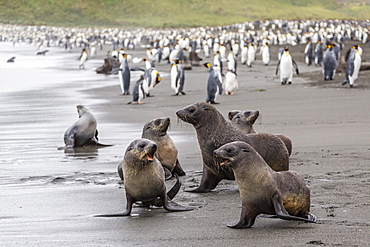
<box><xmin>0</xmin><ymin>0</ymin><xmax>369</xmax><ymax>28</ymax></box>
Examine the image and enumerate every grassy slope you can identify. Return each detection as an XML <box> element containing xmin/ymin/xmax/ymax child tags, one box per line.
<box><xmin>0</xmin><ymin>0</ymin><xmax>369</xmax><ymax>28</ymax></box>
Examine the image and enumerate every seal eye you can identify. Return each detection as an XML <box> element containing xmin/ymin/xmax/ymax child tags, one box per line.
<box><xmin>154</xmin><ymin>119</ymin><xmax>161</xmax><ymax>125</ymax></box>
<box><xmin>226</xmin><ymin>148</ymin><xmax>232</xmax><ymax>153</ymax></box>
<box><xmin>138</xmin><ymin>143</ymin><xmax>146</xmax><ymax>149</ymax></box>
<box><xmin>188</xmin><ymin>107</ymin><xmax>195</xmax><ymax>113</ymax></box>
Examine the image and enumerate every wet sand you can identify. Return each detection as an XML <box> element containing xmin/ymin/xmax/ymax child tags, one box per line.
<box><xmin>0</xmin><ymin>42</ymin><xmax>369</xmax><ymax>246</ymax></box>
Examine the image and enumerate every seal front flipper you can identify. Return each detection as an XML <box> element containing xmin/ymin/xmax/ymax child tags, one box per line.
<box><xmin>227</xmin><ymin>205</ymin><xmax>257</xmax><ymax>229</ymax></box>
<box><xmin>173</xmin><ymin>159</ymin><xmax>186</xmax><ymax>176</ymax></box>
<box><xmin>185</xmin><ymin>166</ymin><xmax>221</xmax><ymax>193</ymax></box>
<box><xmin>94</xmin><ymin>194</ymin><xmax>134</xmax><ymax>217</ymax></box>
<box><xmin>272</xmin><ymin>193</ymin><xmax>316</xmax><ymax>223</ymax></box>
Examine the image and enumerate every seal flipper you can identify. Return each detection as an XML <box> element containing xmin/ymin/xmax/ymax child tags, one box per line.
<box><xmin>173</xmin><ymin>159</ymin><xmax>186</xmax><ymax>176</ymax></box>
<box><xmin>163</xmin><ymin>166</ymin><xmax>172</xmax><ymax>180</ymax></box>
<box><xmin>227</xmin><ymin>205</ymin><xmax>258</xmax><ymax>229</ymax></box>
<box><xmin>152</xmin><ymin>174</ymin><xmax>181</xmax><ymax>207</ymax></box>
<box><xmin>94</xmin><ymin>193</ymin><xmax>134</xmax><ymax>217</ymax></box>
<box><xmin>272</xmin><ymin>193</ymin><xmax>316</xmax><ymax>223</ymax></box>
<box><xmin>185</xmin><ymin>166</ymin><xmax>221</xmax><ymax>193</ymax></box>
<box><xmin>162</xmin><ymin>194</ymin><xmax>193</xmax><ymax>212</ymax></box>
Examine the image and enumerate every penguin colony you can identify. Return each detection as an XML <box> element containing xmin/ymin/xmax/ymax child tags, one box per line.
<box><xmin>3</xmin><ymin>19</ymin><xmax>368</xmax><ymax>228</ymax></box>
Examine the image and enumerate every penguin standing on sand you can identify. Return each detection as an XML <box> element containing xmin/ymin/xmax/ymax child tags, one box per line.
<box><xmin>111</xmin><ymin>53</ymin><xmax>130</xmax><ymax>95</ymax></box>
<box><xmin>261</xmin><ymin>42</ymin><xmax>270</xmax><ymax>65</ymax></box>
<box><xmin>240</xmin><ymin>44</ymin><xmax>248</xmax><ymax>64</ymax></box>
<box><xmin>127</xmin><ymin>75</ymin><xmax>145</xmax><ymax>104</ymax></box>
<box><xmin>342</xmin><ymin>45</ymin><xmax>361</xmax><ymax>88</ymax></box>
<box><xmin>78</xmin><ymin>48</ymin><xmax>88</xmax><ymax>69</ymax></box>
<box><xmin>323</xmin><ymin>44</ymin><xmax>337</xmax><ymax>80</ymax></box>
<box><xmin>203</xmin><ymin>62</ymin><xmax>223</xmax><ymax>104</ymax></box>
<box><xmin>223</xmin><ymin>70</ymin><xmax>238</xmax><ymax>95</ymax></box>
<box><xmin>143</xmin><ymin>61</ymin><xmax>161</xmax><ymax>96</ymax></box>
<box><xmin>170</xmin><ymin>59</ymin><xmax>186</xmax><ymax>95</ymax></box>
<box><xmin>227</xmin><ymin>51</ymin><xmax>237</xmax><ymax>73</ymax></box>
<box><xmin>304</xmin><ymin>40</ymin><xmax>314</xmax><ymax>66</ymax></box>
<box><xmin>276</xmin><ymin>47</ymin><xmax>299</xmax><ymax>85</ymax></box>
<box><xmin>246</xmin><ymin>43</ymin><xmax>256</xmax><ymax>67</ymax></box>
<box><xmin>314</xmin><ymin>41</ymin><xmax>323</xmax><ymax>66</ymax></box>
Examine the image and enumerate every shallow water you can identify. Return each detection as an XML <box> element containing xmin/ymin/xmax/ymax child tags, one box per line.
<box><xmin>0</xmin><ymin>42</ymin><xmax>140</xmax><ymax>187</ymax></box>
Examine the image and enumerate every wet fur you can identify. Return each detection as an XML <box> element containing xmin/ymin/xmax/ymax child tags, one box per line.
<box><xmin>214</xmin><ymin>141</ymin><xmax>316</xmax><ymax>228</ymax></box>
<box><xmin>176</xmin><ymin>102</ymin><xmax>289</xmax><ymax>192</ymax></box>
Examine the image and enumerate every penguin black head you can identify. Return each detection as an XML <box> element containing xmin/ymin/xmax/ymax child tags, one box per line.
<box><xmin>202</xmin><ymin>62</ymin><xmax>211</xmax><ymax>69</ymax></box>
<box><xmin>284</xmin><ymin>46</ymin><xmax>289</xmax><ymax>51</ymax></box>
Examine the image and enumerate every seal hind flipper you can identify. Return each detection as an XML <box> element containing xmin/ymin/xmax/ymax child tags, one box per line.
<box><xmin>162</xmin><ymin>194</ymin><xmax>193</xmax><ymax>212</ymax></box>
<box><xmin>163</xmin><ymin>166</ymin><xmax>172</xmax><ymax>180</ymax></box>
<box><xmin>272</xmin><ymin>193</ymin><xmax>316</xmax><ymax>223</ymax></box>
<box><xmin>152</xmin><ymin>174</ymin><xmax>181</xmax><ymax>207</ymax></box>
<box><xmin>185</xmin><ymin>166</ymin><xmax>221</xmax><ymax>193</ymax></box>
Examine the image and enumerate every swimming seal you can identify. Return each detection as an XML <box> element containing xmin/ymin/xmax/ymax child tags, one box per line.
<box><xmin>228</xmin><ymin>110</ymin><xmax>292</xmax><ymax>156</ymax></box>
<box><xmin>61</xmin><ymin>105</ymin><xmax>110</xmax><ymax>149</ymax></box>
<box><xmin>214</xmin><ymin>141</ymin><xmax>316</xmax><ymax>228</ymax></box>
<box><xmin>97</xmin><ymin>139</ymin><xmax>193</xmax><ymax>216</ymax></box>
<box><xmin>176</xmin><ymin>102</ymin><xmax>289</xmax><ymax>193</ymax></box>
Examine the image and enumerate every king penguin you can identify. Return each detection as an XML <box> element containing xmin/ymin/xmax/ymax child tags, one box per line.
<box><xmin>240</xmin><ymin>44</ymin><xmax>248</xmax><ymax>65</ymax></box>
<box><xmin>143</xmin><ymin>60</ymin><xmax>161</xmax><ymax>96</ymax></box>
<box><xmin>170</xmin><ymin>59</ymin><xmax>186</xmax><ymax>95</ymax></box>
<box><xmin>276</xmin><ymin>47</ymin><xmax>299</xmax><ymax>85</ymax></box>
<box><xmin>223</xmin><ymin>69</ymin><xmax>238</xmax><ymax>95</ymax></box>
<box><xmin>342</xmin><ymin>45</ymin><xmax>361</xmax><ymax>88</ymax></box>
<box><xmin>116</xmin><ymin>53</ymin><xmax>131</xmax><ymax>95</ymax></box>
<box><xmin>314</xmin><ymin>41</ymin><xmax>323</xmax><ymax>66</ymax></box>
<box><xmin>304</xmin><ymin>40</ymin><xmax>314</xmax><ymax>66</ymax></box>
<box><xmin>203</xmin><ymin>62</ymin><xmax>223</xmax><ymax>104</ymax></box>
<box><xmin>246</xmin><ymin>43</ymin><xmax>256</xmax><ymax>67</ymax></box>
<box><xmin>128</xmin><ymin>75</ymin><xmax>145</xmax><ymax>104</ymax></box>
<box><xmin>261</xmin><ymin>42</ymin><xmax>270</xmax><ymax>65</ymax></box>
<box><xmin>78</xmin><ymin>48</ymin><xmax>88</xmax><ymax>69</ymax></box>
<box><xmin>323</xmin><ymin>44</ymin><xmax>337</xmax><ymax>80</ymax></box>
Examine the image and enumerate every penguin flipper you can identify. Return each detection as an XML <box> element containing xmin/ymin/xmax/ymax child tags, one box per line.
<box><xmin>275</xmin><ymin>60</ymin><xmax>281</xmax><ymax>75</ymax></box>
<box><xmin>292</xmin><ymin>60</ymin><xmax>299</xmax><ymax>75</ymax></box>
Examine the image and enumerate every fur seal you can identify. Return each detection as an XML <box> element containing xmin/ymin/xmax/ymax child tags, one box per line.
<box><xmin>228</xmin><ymin>110</ymin><xmax>292</xmax><ymax>156</ymax></box>
<box><xmin>97</xmin><ymin>139</ymin><xmax>193</xmax><ymax>216</ymax></box>
<box><xmin>142</xmin><ymin>117</ymin><xmax>186</xmax><ymax>177</ymax></box>
<box><xmin>214</xmin><ymin>141</ymin><xmax>316</xmax><ymax>228</ymax></box>
<box><xmin>61</xmin><ymin>105</ymin><xmax>109</xmax><ymax>149</ymax></box>
<box><xmin>176</xmin><ymin>102</ymin><xmax>289</xmax><ymax>193</ymax></box>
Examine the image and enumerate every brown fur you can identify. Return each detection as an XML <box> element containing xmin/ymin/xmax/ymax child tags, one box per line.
<box><xmin>142</xmin><ymin>117</ymin><xmax>186</xmax><ymax>176</ymax></box>
<box><xmin>214</xmin><ymin>141</ymin><xmax>315</xmax><ymax>228</ymax></box>
<box><xmin>229</xmin><ymin>110</ymin><xmax>292</xmax><ymax>156</ymax></box>
<box><xmin>176</xmin><ymin>102</ymin><xmax>289</xmax><ymax>192</ymax></box>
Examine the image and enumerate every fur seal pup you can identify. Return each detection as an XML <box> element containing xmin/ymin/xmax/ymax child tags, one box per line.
<box><xmin>62</xmin><ymin>105</ymin><xmax>110</xmax><ymax>149</ymax></box>
<box><xmin>97</xmin><ymin>139</ymin><xmax>193</xmax><ymax>216</ymax></box>
<box><xmin>214</xmin><ymin>141</ymin><xmax>316</xmax><ymax>228</ymax></box>
<box><xmin>228</xmin><ymin>110</ymin><xmax>292</xmax><ymax>156</ymax></box>
<box><xmin>176</xmin><ymin>102</ymin><xmax>289</xmax><ymax>193</ymax></box>
<box><xmin>117</xmin><ymin>117</ymin><xmax>186</xmax><ymax>180</ymax></box>
<box><xmin>142</xmin><ymin>117</ymin><xmax>186</xmax><ymax>177</ymax></box>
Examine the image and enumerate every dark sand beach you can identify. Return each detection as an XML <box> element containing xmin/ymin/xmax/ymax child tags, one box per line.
<box><xmin>0</xmin><ymin>41</ymin><xmax>369</xmax><ymax>246</ymax></box>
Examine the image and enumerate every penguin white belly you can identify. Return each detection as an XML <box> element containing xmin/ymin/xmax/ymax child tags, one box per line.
<box><xmin>169</xmin><ymin>50</ymin><xmax>179</xmax><ymax>63</ymax></box>
<box><xmin>118</xmin><ymin>70</ymin><xmax>124</xmax><ymax>94</ymax></box>
<box><xmin>262</xmin><ymin>47</ymin><xmax>270</xmax><ymax>65</ymax></box>
<box><xmin>280</xmin><ymin>56</ymin><xmax>293</xmax><ymax>82</ymax></box>
<box><xmin>241</xmin><ymin>47</ymin><xmax>248</xmax><ymax>64</ymax></box>
<box><xmin>224</xmin><ymin>72</ymin><xmax>238</xmax><ymax>94</ymax></box>
<box><xmin>204</xmin><ymin>45</ymin><xmax>210</xmax><ymax>58</ymax></box>
<box><xmin>349</xmin><ymin>53</ymin><xmax>361</xmax><ymax>85</ymax></box>
<box><xmin>79</xmin><ymin>53</ymin><xmax>87</xmax><ymax>66</ymax></box>
<box><xmin>170</xmin><ymin>65</ymin><xmax>179</xmax><ymax>93</ymax></box>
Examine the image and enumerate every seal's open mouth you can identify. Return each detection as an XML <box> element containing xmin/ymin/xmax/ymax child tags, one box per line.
<box><xmin>219</xmin><ymin>159</ymin><xmax>230</xmax><ymax>166</ymax></box>
<box><xmin>145</xmin><ymin>153</ymin><xmax>154</xmax><ymax>161</ymax></box>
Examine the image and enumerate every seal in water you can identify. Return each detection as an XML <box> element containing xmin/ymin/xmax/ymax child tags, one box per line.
<box><xmin>176</xmin><ymin>102</ymin><xmax>289</xmax><ymax>193</ymax></box>
<box><xmin>97</xmin><ymin>139</ymin><xmax>193</xmax><ymax>216</ymax></box>
<box><xmin>214</xmin><ymin>141</ymin><xmax>316</xmax><ymax>228</ymax></box>
<box><xmin>228</xmin><ymin>110</ymin><xmax>292</xmax><ymax>156</ymax></box>
<box><xmin>62</xmin><ymin>105</ymin><xmax>110</xmax><ymax>149</ymax></box>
